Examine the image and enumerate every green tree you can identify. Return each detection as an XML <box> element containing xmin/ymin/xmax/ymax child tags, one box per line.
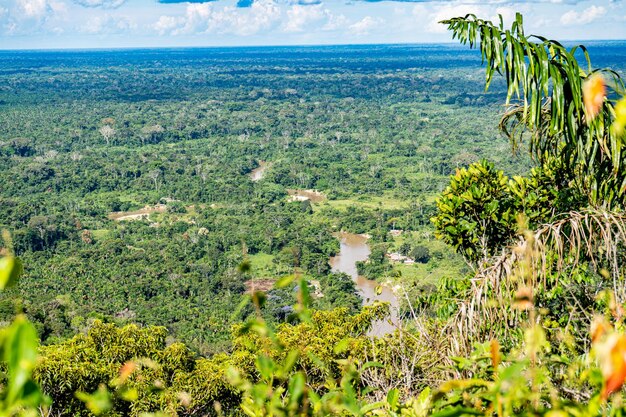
<box><xmin>431</xmin><ymin>160</ymin><xmax>515</xmax><ymax>264</ymax></box>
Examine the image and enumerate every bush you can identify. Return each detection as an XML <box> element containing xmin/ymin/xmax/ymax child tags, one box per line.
<box><xmin>431</xmin><ymin>160</ymin><xmax>516</xmax><ymax>264</ymax></box>
<box><xmin>166</xmin><ymin>201</ymin><xmax>187</xmax><ymax>214</ymax></box>
<box><xmin>410</xmin><ymin>245</ymin><xmax>430</xmax><ymax>264</ymax></box>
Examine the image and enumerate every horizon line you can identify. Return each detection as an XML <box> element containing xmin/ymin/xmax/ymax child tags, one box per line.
<box><xmin>1</xmin><ymin>39</ymin><xmax>625</xmax><ymax>53</ymax></box>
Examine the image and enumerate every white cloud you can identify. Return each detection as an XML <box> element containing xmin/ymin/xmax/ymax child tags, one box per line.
<box><xmin>0</xmin><ymin>0</ymin><xmax>68</xmax><ymax>35</ymax></box>
<box><xmin>283</xmin><ymin>4</ymin><xmax>328</xmax><ymax>32</ymax></box>
<box><xmin>289</xmin><ymin>0</ymin><xmax>320</xmax><ymax>5</ymax></box>
<box><xmin>324</xmin><ymin>13</ymin><xmax>349</xmax><ymax>31</ymax></box>
<box><xmin>282</xmin><ymin>3</ymin><xmax>346</xmax><ymax>32</ymax></box>
<box><xmin>154</xmin><ymin>0</ymin><xmax>281</xmax><ymax>36</ymax></box>
<box><xmin>0</xmin><ymin>0</ymin><xmax>623</xmax><ymax>47</ymax></box>
<box><xmin>494</xmin><ymin>6</ymin><xmax>517</xmax><ymax>24</ymax></box>
<box><xmin>423</xmin><ymin>4</ymin><xmax>490</xmax><ymax>33</ymax></box>
<box><xmin>154</xmin><ymin>15</ymin><xmax>180</xmax><ymax>35</ymax></box>
<box><xmin>72</xmin><ymin>0</ymin><xmax>126</xmax><ymax>9</ymax></box>
<box><xmin>529</xmin><ymin>16</ymin><xmax>552</xmax><ymax>29</ymax></box>
<box><xmin>415</xmin><ymin>3</ymin><xmax>527</xmax><ymax>34</ymax></box>
<box><xmin>80</xmin><ymin>13</ymin><xmax>135</xmax><ymax>34</ymax></box>
<box><xmin>17</xmin><ymin>0</ymin><xmax>49</xmax><ymax>19</ymax></box>
<box><xmin>561</xmin><ymin>5</ymin><xmax>606</xmax><ymax>25</ymax></box>
<box><xmin>349</xmin><ymin>16</ymin><xmax>381</xmax><ymax>35</ymax></box>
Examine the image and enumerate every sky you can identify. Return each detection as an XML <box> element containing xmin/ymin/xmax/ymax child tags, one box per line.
<box><xmin>0</xmin><ymin>0</ymin><xmax>624</xmax><ymax>49</ymax></box>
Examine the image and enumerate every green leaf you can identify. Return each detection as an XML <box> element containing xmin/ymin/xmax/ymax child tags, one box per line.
<box><xmin>361</xmin><ymin>361</ymin><xmax>384</xmax><ymax>370</ymax></box>
<box><xmin>76</xmin><ymin>385</ymin><xmax>112</xmax><ymax>416</ymax></box>
<box><xmin>230</xmin><ymin>295</ymin><xmax>250</xmax><ymax>320</ymax></box>
<box><xmin>281</xmin><ymin>350</ymin><xmax>299</xmax><ymax>376</ymax></box>
<box><xmin>431</xmin><ymin>406</ymin><xmax>484</xmax><ymax>417</ymax></box>
<box><xmin>612</xmin><ymin>96</ymin><xmax>626</xmax><ymax>136</ymax></box>
<box><xmin>298</xmin><ymin>276</ymin><xmax>311</xmax><ymax>310</ymax></box>
<box><xmin>415</xmin><ymin>387</ymin><xmax>431</xmax><ymax>412</ymax></box>
<box><xmin>251</xmin><ymin>291</ymin><xmax>267</xmax><ymax>309</ymax></box>
<box><xmin>5</xmin><ymin>315</ymin><xmax>39</xmax><ymax>405</ymax></box>
<box><xmin>255</xmin><ymin>355</ymin><xmax>275</xmax><ymax>381</ymax></box>
<box><xmin>119</xmin><ymin>387</ymin><xmax>138</xmax><ymax>402</ymax></box>
<box><xmin>287</xmin><ymin>372</ymin><xmax>305</xmax><ymax>407</ymax></box>
<box><xmin>333</xmin><ymin>338</ymin><xmax>351</xmax><ymax>354</ymax></box>
<box><xmin>275</xmin><ymin>274</ymin><xmax>296</xmax><ymax>288</ymax></box>
<box><xmin>360</xmin><ymin>400</ymin><xmax>385</xmax><ymax>414</ymax></box>
<box><xmin>386</xmin><ymin>388</ymin><xmax>400</xmax><ymax>409</ymax></box>
<box><xmin>0</xmin><ymin>256</ymin><xmax>22</xmax><ymax>290</ymax></box>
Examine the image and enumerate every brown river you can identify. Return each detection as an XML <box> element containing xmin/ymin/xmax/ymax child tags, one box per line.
<box><xmin>329</xmin><ymin>232</ymin><xmax>399</xmax><ymax>336</ymax></box>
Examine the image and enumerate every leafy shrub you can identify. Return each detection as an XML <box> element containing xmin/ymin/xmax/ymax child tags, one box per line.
<box><xmin>431</xmin><ymin>160</ymin><xmax>516</xmax><ymax>264</ymax></box>
<box><xmin>409</xmin><ymin>245</ymin><xmax>430</xmax><ymax>264</ymax></box>
<box><xmin>34</xmin><ymin>320</ymin><xmax>239</xmax><ymax>416</ymax></box>
<box><xmin>166</xmin><ymin>201</ymin><xmax>187</xmax><ymax>214</ymax></box>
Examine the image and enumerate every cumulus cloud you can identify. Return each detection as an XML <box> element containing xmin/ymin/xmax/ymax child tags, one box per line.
<box><xmin>362</xmin><ymin>0</ymin><xmax>589</xmax><ymax>3</ymax></box>
<box><xmin>80</xmin><ymin>13</ymin><xmax>136</xmax><ymax>34</ymax></box>
<box><xmin>233</xmin><ymin>0</ymin><xmax>592</xmax><ymax>6</ymax></box>
<box><xmin>0</xmin><ymin>0</ymin><xmax>68</xmax><ymax>35</ymax></box>
<box><xmin>154</xmin><ymin>0</ymin><xmax>348</xmax><ymax>37</ymax></box>
<box><xmin>72</xmin><ymin>0</ymin><xmax>126</xmax><ymax>9</ymax></box>
<box><xmin>415</xmin><ymin>3</ymin><xmax>523</xmax><ymax>33</ymax></box>
<box><xmin>420</xmin><ymin>3</ymin><xmax>487</xmax><ymax>33</ymax></box>
<box><xmin>7</xmin><ymin>0</ymin><xmax>68</xmax><ymax>21</ymax></box>
<box><xmin>1</xmin><ymin>0</ymin><xmax>621</xmax><ymax>45</ymax></box>
<box><xmin>284</xmin><ymin>4</ymin><xmax>323</xmax><ymax>32</ymax></box>
<box><xmin>158</xmin><ymin>0</ymin><xmax>217</xmax><ymax>3</ymax></box>
<box><xmin>240</xmin><ymin>0</ymin><xmax>322</xmax><ymax>6</ymax></box>
<box><xmin>349</xmin><ymin>16</ymin><xmax>382</xmax><ymax>35</ymax></box>
<box><xmin>283</xmin><ymin>3</ymin><xmax>341</xmax><ymax>32</ymax></box>
<box><xmin>159</xmin><ymin>0</ymin><xmax>321</xmax><ymax>5</ymax></box>
<box><xmin>154</xmin><ymin>15</ymin><xmax>180</xmax><ymax>35</ymax></box>
<box><xmin>560</xmin><ymin>5</ymin><xmax>606</xmax><ymax>25</ymax></box>
<box><xmin>154</xmin><ymin>0</ymin><xmax>281</xmax><ymax>36</ymax></box>
<box><xmin>17</xmin><ymin>0</ymin><xmax>49</xmax><ymax>19</ymax></box>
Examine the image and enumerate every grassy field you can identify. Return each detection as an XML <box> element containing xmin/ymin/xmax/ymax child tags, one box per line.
<box><xmin>318</xmin><ymin>195</ymin><xmax>410</xmax><ymax>211</ymax></box>
<box><xmin>248</xmin><ymin>252</ymin><xmax>279</xmax><ymax>278</ymax></box>
<box><xmin>386</xmin><ymin>232</ymin><xmax>467</xmax><ymax>288</ymax></box>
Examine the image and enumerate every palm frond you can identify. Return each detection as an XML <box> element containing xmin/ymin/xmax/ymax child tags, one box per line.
<box><xmin>442</xmin><ymin>13</ymin><xmax>626</xmax><ymax>207</ymax></box>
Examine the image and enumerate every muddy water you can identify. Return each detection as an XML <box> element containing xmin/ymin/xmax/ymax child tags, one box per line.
<box><xmin>329</xmin><ymin>232</ymin><xmax>399</xmax><ymax>336</ymax></box>
<box><xmin>250</xmin><ymin>161</ymin><xmax>268</xmax><ymax>182</ymax></box>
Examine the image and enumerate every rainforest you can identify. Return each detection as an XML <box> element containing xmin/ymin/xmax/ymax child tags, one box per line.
<box><xmin>2</xmin><ymin>13</ymin><xmax>626</xmax><ymax>417</ymax></box>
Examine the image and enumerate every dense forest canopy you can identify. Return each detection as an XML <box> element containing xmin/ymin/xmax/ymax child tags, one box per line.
<box><xmin>0</xmin><ymin>43</ymin><xmax>531</xmax><ymax>352</ymax></box>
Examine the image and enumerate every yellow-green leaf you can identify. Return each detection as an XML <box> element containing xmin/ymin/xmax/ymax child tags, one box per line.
<box><xmin>0</xmin><ymin>256</ymin><xmax>22</xmax><ymax>290</ymax></box>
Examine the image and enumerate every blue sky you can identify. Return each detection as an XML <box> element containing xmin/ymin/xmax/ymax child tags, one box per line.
<box><xmin>0</xmin><ymin>0</ymin><xmax>624</xmax><ymax>49</ymax></box>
